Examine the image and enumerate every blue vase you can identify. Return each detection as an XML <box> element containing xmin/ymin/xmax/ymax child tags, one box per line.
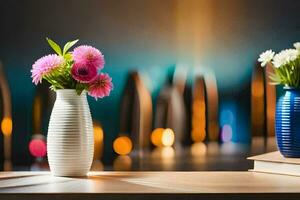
<box><xmin>276</xmin><ymin>87</ymin><xmax>300</xmax><ymax>157</ymax></box>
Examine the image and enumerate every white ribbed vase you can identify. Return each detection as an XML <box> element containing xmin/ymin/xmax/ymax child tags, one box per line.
<box><xmin>47</xmin><ymin>89</ymin><xmax>94</xmax><ymax>177</ymax></box>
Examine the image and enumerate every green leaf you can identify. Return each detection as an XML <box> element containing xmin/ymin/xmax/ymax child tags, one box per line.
<box><xmin>75</xmin><ymin>83</ymin><xmax>86</xmax><ymax>95</ymax></box>
<box><xmin>46</xmin><ymin>37</ymin><xmax>62</xmax><ymax>55</ymax></box>
<box><xmin>63</xmin><ymin>39</ymin><xmax>79</xmax><ymax>55</ymax></box>
<box><xmin>64</xmin><ymin>53</ymin><xmax>73</xmax><ymax>61</ymax></box>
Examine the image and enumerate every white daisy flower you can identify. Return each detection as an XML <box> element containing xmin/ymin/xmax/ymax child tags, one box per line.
<box><xmin>294</xmin><ymin>42</ymin><xmax>300</xmax><ymax>50</ymax></box>
<box><xmin>272</xmin><ymin>49</ymin><xmax>299</xmax><ymax>68</ymax></box>
<box><xmin>285</xmin><ymin>49</ymin><xmax>299</xmax><ymax>62</ymax></box>
<box><xmin>258</xmin><ymin>50</ymin><xmax>275</xmax><ymax>67</ymax></box>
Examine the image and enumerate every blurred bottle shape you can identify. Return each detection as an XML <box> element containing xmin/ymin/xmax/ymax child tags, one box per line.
<box><xmin>93</xmin><ymin>121</ymin><xmax>104</xmax><ymax>161</ymax></box>
<box><xmin>251</xmin><ymin>62</ymin><xmax>276</xmax><ymax>149</ymax></box>
<box><xmin>265</xmin><ymin>64</ymin><xmax>276</xmax><ymax>137</ymax></box>
<box><xmin>188</xmin><ymin>70</ymin><xmax>219</xmax><ymax>143</ymax></box>
<box><xmin>203</xmin><ymin>71</ymin><xmax>219</xmax><ymax>141</ymax></box>
<box><xmin>251</xmin><ymin>62</ymin><xmax>266</xmax><ymax>138</ymax></box>
<box><xmin>0</xmin><ymin>61</ymin><xmax>12</xmax><ymax>171</ymax></box>
<box><xmin>118</xmin><ymin>71</ymin><xmax>152</xmax><ymax>152</ymax></box>
<box><xmin>251</xmin><ymin>63</ymin><xmax>276</xmax><ymax>142</ymax></box>
<box><xmin>154</xmin><ymin>67</ymin><xmax>187</xmax><ymax>146</ymax></box>
<box><xmin>191</xmin><ymin>76</ymin><xmax>207</xmax><ymax>143</ymax></box>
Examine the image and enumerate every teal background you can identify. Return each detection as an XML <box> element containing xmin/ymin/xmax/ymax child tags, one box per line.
<box><xmin>0</xmin><ymin>0</ymin><xmax>299</xmax><ymax>164</ymax></box>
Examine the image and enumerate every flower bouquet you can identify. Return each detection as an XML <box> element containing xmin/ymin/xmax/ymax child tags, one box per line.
<box><xmin>31</xmin><ymin>38</ymin><xmax>113</xmax><ymax>176</ymax></box>
<box><xmin>258</xmin><ymin>42</ymin><xmax>300</xmax><ymax>157</ymax></box>
<box><xmin>31</xmin><ymin>38</ymin><xmax>113</xmax><ymax>98</ymax></box>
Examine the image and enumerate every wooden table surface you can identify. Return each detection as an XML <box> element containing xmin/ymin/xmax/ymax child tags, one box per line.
<box><xmin>0</xmin><ymin>171</ymin><xmax>300</xmax><ymax>200</ymax></box>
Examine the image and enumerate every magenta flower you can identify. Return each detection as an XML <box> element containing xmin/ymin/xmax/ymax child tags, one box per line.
<box><xmin>31</xmin><ymin>54</ymin><xmax>64</xmax><ymax>85</ymax></box>
<box><xmin>72</xmin><ymin>45</ymin><xmax>105</xmax><ymax>70</ymax></box>
<box><xmin>71</xmin><ymin>62</ymin><xmax>98</xmax><ymax>83</ymax></box>
<box><xmin>88</xmin><ymin>73</ymin><xmax>113</xmax><ymax>100</ymax></box>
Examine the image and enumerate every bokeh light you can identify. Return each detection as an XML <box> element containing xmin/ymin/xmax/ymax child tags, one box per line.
<box><xmin>94</xmin><ymin>125</ymin><xmax>104</xmax><ymax>142</ymax></box>
<box><xmin>221</xmin><ymin>124</ymin><xmax>233</xmax><ymax>142</ymax></box>
<box><xmin>162</xmin><ymin>128</ymin><xmax>175</xmax><ymax>147</ymax></box>
<box><xmin>93</xmin><ymin>122</ymin><xmax>104</xmax><ymax>160</ymax></box>
<box><xmin>151</xmin><ymin>128</ymin><xmax>175</xmax><ymax>147</ymax></box>
<box><xmin>190</xmin><ymin>142</ymin><xmax>207</xmax><ymax>157</ymax></box>
<box><xmin>151</xmin><ymin>147</ymin><xmax>175</xmax><ymax>170</ymax></box>
<box><xmin>113</xmin><ymin>155</ymin><xmax>132</xmax><ymax>171</ymax></box>
<box><xmin>1</xmin><ymin>117</ymin><xmax>12</xmax><ymax>136</ymax></box>
<box><xmin>29</xmin><ymin>138</ymin><xmax>47</xmax><ymax>158</ymax></box>
<box><xmin>113</xmin><ymin>136</ymin><xmax>133</xmax><ymax>155</ymax></box>
<box><xmin>160</xmin><ymin>146</ymin><xmax>175</xmax><ymax>158</ymax></box>
<box><xmin>220</xmin><ymin>103</ymin><xmax>236</xmax><ymax>142</ymax></box>
<box><xmin>151</xmin><ymin>128</ymin><xmax>164</xmax><ymax>146</ymax></box>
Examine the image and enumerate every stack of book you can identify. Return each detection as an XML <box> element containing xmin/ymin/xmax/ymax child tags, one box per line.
<box><xmin>248</xmin><ymin>151</ymin><xmax>300</xmax><ymax>176</ymax></box>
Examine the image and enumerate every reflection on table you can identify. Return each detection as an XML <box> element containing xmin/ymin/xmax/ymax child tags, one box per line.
<box><xmin>7</xmin><ymin>136</ymin><xmax>277</xmax><ymax>172</ymax></box>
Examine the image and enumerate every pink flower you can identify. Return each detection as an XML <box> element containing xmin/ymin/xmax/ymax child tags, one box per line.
<box><xmin>88</xmin><ymin>73</ymin><xmax>113</xmax><ymax>100</ymax></box>
<box><xmin>72</xmin><ymin>45</ymin><xmax>105</xmax><ymax>70</ymax></box>
<box><xmin>71</xmin><ymin>62</ymin><xmax>98</xmax><ymax>83</ymax></box>
<box><xmin>31</xmin><ymin>54</ymin><xmax>64</xmax><ymax>85</ymax></box>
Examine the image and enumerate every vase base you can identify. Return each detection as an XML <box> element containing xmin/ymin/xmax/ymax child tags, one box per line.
<box><xmin>51</xmin><ymin>172</ymin><xmax>89</xmax><ymax>177</ymax></box>
<box><xmin>279</xmin><ymin>151</ymin><xmax>300</xmax><ymax>158</ymax></box>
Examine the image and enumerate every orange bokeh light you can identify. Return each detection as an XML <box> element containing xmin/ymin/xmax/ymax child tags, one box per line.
<box><xmin>151</xmin><ymin>128</ymin><xmax>164</xmax><ymax>147</ymax></box>
<box><xmin>94</xmin><ymin>125</ymin><xmax>104</xmax><ymax>143</ymax></box>
<box><xmin>93</xmin><ymin>122</ymin><xmax>104</xmax><ymax>160</ymax></box>
<box><xmin>1</xmin><ymin>117</ymin><xmax>12</xmax><ymax>136</ymax></box>
<box><xmin>151</xmin><ymin>128</ymin><xmax>175</xmax><ymax>147</ymax></box>
<box><xmin>113</xmin><ymin>136</ymin><xmax>133</xmax><ymax>155</ymax></box>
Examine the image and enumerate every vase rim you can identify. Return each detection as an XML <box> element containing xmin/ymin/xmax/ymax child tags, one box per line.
<box><xmin>283</xmin><ymin>86</ymin><xmax>300</xmax><ymax>90</ymax></box>
<box><xmin>56</xmin><ymin>89</ymin><xmax>86</xmax><ymax>96</ymax></box>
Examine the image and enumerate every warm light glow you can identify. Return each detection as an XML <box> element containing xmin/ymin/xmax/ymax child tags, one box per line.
<box><xmin>113</xmin><ymin>136</ymin><xmax>133</xmax><ymax>155</ymax></box>
<box><xmin>251</xmin><ymin>80</ymin><xmax>264</xmax><ymax>98</ymax></box>
<box><xmin>93</xmin><ymin>122</ymin><xmax>104</xmax><ymax>160</ymax></box>
<box><xmin>151</xmin><ymin>147</ymin><xmax>175</xmax><ymax>159</ymax></box>
<box><xmin>151</xmin><ymin>147</ymin><xmax>175</xmax><ymax>170</ymax></box>
<box><xmin>191</xmin><ymin>128</ymin><xmax>206</xmax><ymax>143</ymax></box>
<box><xmin>1</xmin><ymin>117</ymin><xmax>12</xmax><ymax>136</ymax></box>
<box><xmin>191</xmin><ymin>100</ymin><xmax>206</xmax><ymax>142</ymax></box>
<box><xmin>161</xmin><ymin>128</ymin><xmax>175</xmax><ymax>147</ymax></box>
<box><xmin>151</xmin><ymin>128</ymin><xmax>164</xmax><ymax>146</ymax></box>
<box><xmin>113</xmin><ymin>155</ymin><xmax>132</xmax><ymax>171</ymax></box>
<box><xmin>94</xmin><ymin>126</ymin><xmax>104</xmax><ymax>142</ymax></box>
<box><xmin>161</xmin><ymin>146</ymin><xmax>175</xmax><ymax>158</ymax></box>
<box><xmin>151</xmin><ymin>128</ymin><xmax>175</xmax><ymax>147</ymax></box>
<box><xmin>191</xmin><ymin>77</ymin><xmax>206</xmax><ymax>143</ymax></box>
<box><xmin>190</xmin><ymin>142</ymin><xmax>207</xmax><ymax>156</ymax></box>
<box><xmin>251</xmin><ymin>65</ymin><xmax>265</xmax><ymax>137</ymax></box>
<box><xmin>29</xmin><ymin>138</ymin><xmax>47</xmax><ymax>158</ymax></box>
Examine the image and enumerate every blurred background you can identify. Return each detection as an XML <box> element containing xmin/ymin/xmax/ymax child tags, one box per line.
<box><xmin>0</xmin><ymin>0</ymin><xmax>299</xmax><ymax>171</ymax></box>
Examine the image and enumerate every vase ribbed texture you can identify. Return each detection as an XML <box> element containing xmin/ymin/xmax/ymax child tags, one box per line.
<box><xmin>276</xmin><ymin>88</ymin><xmax>300</xmax><ymax>158</ymax></box>
<box><xmin>47</xmin><ymin>89</ymin><xmax>94</xmax><ymax>176</ymax></box>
